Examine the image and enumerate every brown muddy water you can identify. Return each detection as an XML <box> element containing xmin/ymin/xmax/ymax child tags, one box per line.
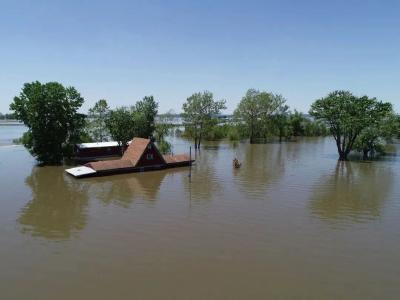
<box><xmin>0</xmin><ymin>134</ymin><xmax>400</xmax><ymax>299</ymax></box>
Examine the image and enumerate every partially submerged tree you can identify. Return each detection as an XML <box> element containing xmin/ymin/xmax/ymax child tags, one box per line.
<box><xmin>289</xmin><ymin>110</ymin><xmax>307</xmax><ymax>136</ymax></box>
<box><xmin>289</xmin><ymin>111</ymin><xmax>329</xmax><ymax>137</ymax></box>
<box><xmin>354</xmin><ymin>111</ymin><xmax>398</xmax><ymax>160</ymax></box>
<box><xmin>234</xmin><ymin>89</ymin><xmax>288</xmax><ymax>143</ymax></box>
<box><xmin>10</xmin><ymin>81</ymin><xmax>85</xmax><ymax>164</ymax></box>
<box><xmin>271</xmin><ymin>99</ymin><xmax>290</xmax><ymax>142</ymax></box>
<box><xmin>182</xmin><ymin>91</ymin><xmax>226</xmax><ymax>149</ymax></box>
<box><xmin>87</xmin><ymin>99</ymin><xmax>110</xmax><ymax>142</ymax></box>
<box><xmin>310</xmin><ymin>90</ymin><xmax>393</xmax><ymax>161</ymax></box>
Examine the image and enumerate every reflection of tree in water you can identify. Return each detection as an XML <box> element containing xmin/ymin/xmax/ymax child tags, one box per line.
<box><xmin>234</xmin><ymin>143</ymin><xmax>286</xmax><ymax>196</ymax></box>
<box><xmin>88</xmin><ymin>170</ymin><xmax>169</xmax><ymax>207</ymax></box>
<box><xmin>18</xmin><ymin>167</ymin><xmax>89</xmax><ymax>240</ymax></box>
<box><xmin>284</xmin><ymin>137</ymin><xmax>325</xmax><ymax>162</ymax></box>
<box><xmin>310</xmin><ymin>161</ymin><xmax>393</xmax><ymax>224</ymax></box>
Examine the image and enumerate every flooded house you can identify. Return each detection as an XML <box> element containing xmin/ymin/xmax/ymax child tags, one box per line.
<box><xmin>66</xmin><ymin>137</ymin><xmax>194</xmax><ymax>178</ymax></box>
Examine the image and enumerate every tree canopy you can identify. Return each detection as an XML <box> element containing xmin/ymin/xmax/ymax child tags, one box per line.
<box><xmin>87</xmin><ymin>99</ymin><xmax>110</xmax><ymax>142</ymax></box>
<box><xmin>134</xmin><ymin>96</ymin><xmax>158</xmax><ymax>138</ymax></box>
<box><xmin>10</xmin><ymin>81</ymin><xmax>85</xmax><ymax>164</ymax></box>
<box><xmin>310</xmin><ymin>90</ymin><xmax>393</xmax><ymax>161</ymax></box>
<box><xmin>105</xmin><ymin>96</ymin><xmax>159</xmax><ymax>151</ymax></box>
<box><xmin>354</xmin><ymin>111</ymin><xmax>398</xmax><ymax>159</ymax></box>
<box><xmin>234</xmin><ymin>89</ymin><xmax>288</xmax><ymax>143</ymax></box>
<box><xmin>105</xmin><ymin>107</ymin><xmax>136</xmax><ymax>150</ymax></box>
<box><xmin>182</xmin><ymin>91</ymin><xmax>226</xmax><ymax>149</ymax></box>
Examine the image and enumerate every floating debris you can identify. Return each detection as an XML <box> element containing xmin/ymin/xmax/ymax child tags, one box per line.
<box><xmin>233</xmin><ymin>158</ymin><xmax>241</xmax><ymax>169</ymax></box>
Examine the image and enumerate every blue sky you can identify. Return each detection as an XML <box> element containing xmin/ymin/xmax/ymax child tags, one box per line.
<box><xmin>1</xmin><ymin>0</ymin><xmax>399</xmax><ymax>114</ymax></box>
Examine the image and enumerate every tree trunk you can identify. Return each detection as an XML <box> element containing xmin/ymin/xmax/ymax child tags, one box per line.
<box><xmin>363</xmin><ymin>149</ymin><xmax>369</xmax><ymax>160</ymax></box>
<box><xmin>336</xmin><ymin>140</ymin><xmax>343</xmax><ymax>160</ymax></box>
<box><xmin>338</xmin><ymin>150</ymin><xmax>348</xmax><ymax>161</ymax></box>
<box><xmin>198</xmin><ymin>126</ymin><xmax>202</xmax><ymax>149</ymax></box>
<box><xmin>250</xmin><ymin>123</ymin><xmax>254</xmax><ymax>144</ymax></box>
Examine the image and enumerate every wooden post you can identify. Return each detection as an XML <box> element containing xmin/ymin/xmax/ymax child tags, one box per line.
<box><xmin>189</xmin><ymin>146</ymin><xmax>192</xmax><ymax>181</ymax></box>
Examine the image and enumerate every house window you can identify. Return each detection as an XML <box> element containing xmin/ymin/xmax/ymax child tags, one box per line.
<box><xmin>147</xmin><ymin>144</ymin><xmax>152</xmax><ymax>150</ymax></box>
<box><xmin>146</xmin><ymin>153</ymin><xmax>154</xmax><ymax>160</ymax></box>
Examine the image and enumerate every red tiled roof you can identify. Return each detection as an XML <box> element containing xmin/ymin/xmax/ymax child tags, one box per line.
<box><xmin>163</xmin><ymin>154</ymin><xmax>191</xmax><ymax>164</ymax></box>
<box><xmin>84</xmin><ymin>138</ymin><xmax>191</xmax><ymax>173</ymax></box>
<box><xmin>85</xmin><ymin>159</ymin><xmax>133</xmax><ymax>171</ymax></box>
<box><xmin>122</xmin><ymin>138</ymin><xmax>151</xmax><ymax>166</ymax></box>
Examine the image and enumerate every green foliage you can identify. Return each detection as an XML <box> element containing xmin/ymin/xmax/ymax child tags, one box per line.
<box><xmin>303</xmin><ymin>120</ymin><xmax>329</xmax><ymax>136</ymax></box>
<box><xmin>202</xmin><ymin>121</ymin><xmax>228</xmax><ymax>141</ymax></box>
<box><xmin>270</xmin><ymin>102</ymin><xmax>291</xmax><ymax>142</ymax></box>
<box><xmin>288</xmin><ymin>110</ymin><xmax>329</xmax><ymax>137</ymax></box>
<box><xmin>157</xmin><ymin>140</ymin><xmax>172</xmax><ymax>154</ymax></box>
<box><xmin>105</xmin><ymin>96</ymin><xmax>158</xmax><ymax>149</ymax></box>
<box><xmin>354</xmin><ymin>112</ymin><xmax>398</xmax><ymax>159</ymax></box>
<box><xmin>397</xmin><ymin>115</ymin><xmax>400</xmax><ymax>139</ymax></box>
<box><xmin>105</xmin><ymin>107</ymin><xmax>136</xmax><ymax>149</ymax></box>
<box><xmin>290</xmin><ymin>110</ymin><xmax>306</xmax><ymax>136</ymax></box>
<box><xmin>87</xmin><ymin>99</ymin><xmax>110</xmax><ymax>142</ymax></box>
<box><xmin>134</xmin><ymin>96</ymin><xmax>158</xmax><ymax>138</ymax></box>
<box><xmin>199</xmin><ymin>121</ymin><xmax>246</xmax><ymax>141</ymax></box>
<box><xmin>182</xmin><ymin>91</ymin><xmax>226</xmax><ymax>148</ymax></box>
<box><xmin>234</xmin><ymin>89</ymin><xmax>288</xmax><ymax>143</ymax></box>
<box><xmin>227</xmin><ymin>125</ymin><xmax>241</xmax><ymax>141</ymax></box>
<box><xmin>310</xmin><ymin>90</ymin><xmax>393</xmax><ymax>161</ymax></box>
<box><xmin>10</xmin><ymin>81</ymin><xmax>85</xmax><ymax>164</ymax></box>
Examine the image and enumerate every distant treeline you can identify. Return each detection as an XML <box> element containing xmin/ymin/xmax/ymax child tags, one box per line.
<box><xmin>179</xmin><ymin>110</ymin><xmax>329</xmax><ymax>143</ymax></box>
<box><xmin>0</xmin><ymin>112</ymin><xmax>16</xmax><ymax>120</ymax></box>
<box><xmin>7</xmin><ymin>81</ymin><xmax>400</xmax><ymax>164</ymax></box>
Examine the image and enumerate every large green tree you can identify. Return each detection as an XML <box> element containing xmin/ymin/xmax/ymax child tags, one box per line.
<box><xmin>105</xmin><ymin>107</ymin><xmax>136</xmax><ymax>151</ymax></box>
<box><xmin>134</xmin><ymin>96</ymin><xmax>158</xmax><ymax>138</ymax></box>
<box><xmin>87</xmin><ymin>99</ymin><xmax>110</xmax><ymax>142</ymax></box>
<box><xmin>182</xmin><ymin>91</ymin><xmax>226</xmax><ymax>149</ymax></box>
<box><xmin>105</xmin><ymin>96</ymin><xmax>159</xmax><ymax>151</ymax></box>
<box><xmin>10</xmin><ymin>81</ymin><xmax>85</xmax><ymax>164</ymax></box>
<box><xmin>234</xmin><ymin>89</ymin><xmax>287</xmax><ymax>143</ymax></box>
<box><xmin>310</xmin><ymin>90</ymin><xmax>393</xmax><ymax>161</ymax></box>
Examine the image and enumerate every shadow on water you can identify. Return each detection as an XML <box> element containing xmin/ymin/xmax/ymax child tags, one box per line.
<box><xmin>18</xmin><ymin>166</ymin><xmax>89</xmax><ymax>240</ymax></box>
<box><xmin>309</xmin><ymin>161</ymin><xmax>393</xmax><ymax>225</ymax></box>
